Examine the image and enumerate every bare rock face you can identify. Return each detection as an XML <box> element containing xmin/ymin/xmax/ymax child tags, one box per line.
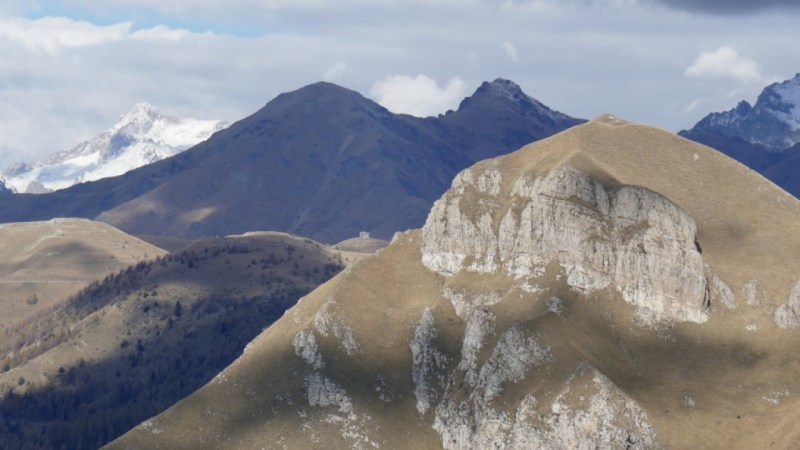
<box><xmin>422</xmin><ymin>164</ymin><xmax>710</xmax><ymax>326</ymax></box>
<box><xmin>775</xmin><ymin>281</ymin><xmax>800</xmax><ymax>329</ymax></box>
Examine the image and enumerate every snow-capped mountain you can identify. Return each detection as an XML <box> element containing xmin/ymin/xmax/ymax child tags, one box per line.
<box><xmin>2</xmin><ymin>103</ymin><xmax>227</xmax><ymax>193</ymax></box>
<box><xmin>679</xmin><ymin>73</ymin><xmax>800</xmax><ymax>198</ymax></box>
<box><xmin>685</xmin><ymin>73</ymin><xmax>800</xmax><ymax>152</ymax></box>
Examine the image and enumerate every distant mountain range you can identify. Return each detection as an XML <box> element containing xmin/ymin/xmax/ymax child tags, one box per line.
<box><xmin>680</xmin><ymin>73</ymin><xmax>800</xmax><ymax>197</ymax></box>
<box><xmin>1</xmin><ymin>103</ymin><xmax>227</xmax><ymax>193</ymax></box>
<box><xmin>0</xmin><ymin>79</ymin><xmax>584</xmax><ymax>243</ymax></box>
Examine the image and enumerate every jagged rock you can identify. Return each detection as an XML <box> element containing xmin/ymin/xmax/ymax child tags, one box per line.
<box><xmin>422</xmin><ymin>164</ymin><xmax>710</xmax><ymax>326</ymax></box>
<box><xmin>315</xmin><ymin>299</ymin><xmax>361</xmax><ymax>355</ymax></box>
<box><xmin>775</xmin><ymin>281</ymin><xmax>800</xmax><ymax>329</ymax></box>
<box><xmin>411</xmin><ymin>308</ymin><xmax>450</xmax><ymax>415</ymax></box>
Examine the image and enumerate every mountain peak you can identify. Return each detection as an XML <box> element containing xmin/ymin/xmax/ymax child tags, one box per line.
<box><xmin>685</xmin><ymin>74</ymin><xmax>800</xmax><ymax>152</ymax></box>
<box><xmin>1</xmin><ymin>104</ymin><xmax>226</xmax><ymax>193</ymax></box>
<box><xmin>254</xmin><ymin>81</ymin><xmax>390</xmax><ymax>124</ymax></box>
<box><xmin>460</xmin><ymin>78</ymin><xmax>531</xmax><ymax>107</ymax></box>
<box><xmin>114</xmin><ymin>103</ymin><xmax>161</xmax><ymax>130</ymax></box>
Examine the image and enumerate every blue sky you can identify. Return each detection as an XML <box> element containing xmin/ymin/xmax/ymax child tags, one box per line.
<box><xmin>0</xmin><ymin>0</ymin><xmax>798</xmax><ymax>168</ymax></box>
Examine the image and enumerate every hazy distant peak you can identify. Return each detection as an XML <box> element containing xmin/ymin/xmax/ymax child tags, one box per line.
<box><xmin>686</xmin><ymin>73</ymin><xmax>800</xmax><ymax>152</ymax></box>
<box><xmin>256</xmin><ymin>81</ymin><xmax>391</xmax><ymax>121</ymax></box>
<box><xmin>1</xmin><ymin>104</ymin><xmax>227</xmax><ymax>193</ymax></box>
<box><xmin>455</xmin><ymin>78</ymin><xmax>568</xmax><ymax>122</ymax></box>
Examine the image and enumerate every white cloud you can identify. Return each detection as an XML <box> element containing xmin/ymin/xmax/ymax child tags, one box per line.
<box><xmin>0</xmin><ymin>17</ymin><xmax>195</xmax><ymax>54</ymax></box>
<box><xmin>0</xmin><ymin>17</ymin><xmax>131</xmax><ymax>53</ymax></box>
<box><xmin>0</xmin><ymin>1</ymin><xmax>799</xmax><ymax>168</ymax></box>
<box><xmin>685</xmin><ymin>46</ymin><xmax>762</xmax><ymax>82</ymax></box>
<box><xmin>369</xmin><ymin>75</ymin><xmax>469</xmax><ymax>117</ymax></box>
<box><xmin>131</xmin><ymin>25</ymin><xmax>194</xmax><ymax>41</ymax></box>
<box><xmin>323</xmin><ymin>62</ymin><xmax>348</xmax><ymax>82</ymax></box>
<box><xmin>501</xmin><ymin>41</ymin><xmax>519</xmax><ymax>63</ymax></box>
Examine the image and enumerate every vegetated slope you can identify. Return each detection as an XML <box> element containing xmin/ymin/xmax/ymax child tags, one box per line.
<box><xmin>680</xmin><ymin>73</ymin><xmax>800</xmax><ymax>197</ymax></box>
<box><xmin>0</xmin><ymin>79</ymin><xmax>583</xmax><ymax>243</ymax></box>
<box><xmin>111</xmin><ymin>116</ymin><xmax>800</xmax><ymax>449</ymax></box>
<box><xmin>1</xmin><ymin>103</ymin><xmax>226</xmax><ymax>193</ymax></box>
<box><xmin>0</xmin><ymin>219</ymin><xmax>165</xmax><ymax>331</ymax></box>
<box><xmin>0</xmin><ymin>232</ymin><xmax>346</xmax><ymax>450</ymax></box>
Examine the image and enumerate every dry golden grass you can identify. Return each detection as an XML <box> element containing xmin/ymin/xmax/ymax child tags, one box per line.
<box><xmin>110</xmin><ymin>118</ymin><xmax>800</xmax><ymax>449</ymax></box>
<box><xmin>0</xmin><ymin>218</ymin><xmax>166</xmax><ymax>330</ymax></box>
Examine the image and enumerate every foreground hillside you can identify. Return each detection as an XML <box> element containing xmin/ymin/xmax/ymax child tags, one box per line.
<box><xmin>0</xmin><ymin>232</ymin><xmax>346</xmax><ymax>450</ymax></box>
<box><xmin>112</xmin><ymin>116</ymin><xmax>800</xmax><ymax>449</ymax></box>
<box><xmin>0</xmin><ymin>79</ymin><xmax>583</xmax><ymax>243</ymax></box>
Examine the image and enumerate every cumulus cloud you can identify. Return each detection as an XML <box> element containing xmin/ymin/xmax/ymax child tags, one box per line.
<box><xmin>501</xmin><ymin>42</ymin><xmax>519</xmax><ymax>63</ymax></box>
<box><xmin>369</xmin><ymin>75</ymin><xmax>469</xmax><ymax>117</ymax></box>
<box><xmin>685</xmin><ymin>46</ymin><xmax>762</xmax><ymax>83</ymax></box>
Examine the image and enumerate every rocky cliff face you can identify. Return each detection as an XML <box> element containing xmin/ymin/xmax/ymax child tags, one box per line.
<box><xmin>422</xmin><ymin>164</ymin><xmax>710</xmax><ymax>326</ymax></box>
<box><xmin>110</xmin><ymin>117</ymin><xmax>800</xmax><ymax>450</ymax></box>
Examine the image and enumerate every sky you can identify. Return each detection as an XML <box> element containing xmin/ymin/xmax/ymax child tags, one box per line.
<box><xmin>0</xmin><ymin>0</ymin><xmax>798</xmax><ymax>168</ymax></box>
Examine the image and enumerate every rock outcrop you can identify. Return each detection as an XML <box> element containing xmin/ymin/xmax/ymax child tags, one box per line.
<box><xmin>422</xmin><ymin>164</ymin><xmax>710</xmax><ymax>326</ymax></box>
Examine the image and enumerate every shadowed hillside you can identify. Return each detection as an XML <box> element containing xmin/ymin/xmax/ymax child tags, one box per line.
<box><xmin>0</xmin><ymin>232</ymin><xmax>347</xmax><ymax>450</ymax></box>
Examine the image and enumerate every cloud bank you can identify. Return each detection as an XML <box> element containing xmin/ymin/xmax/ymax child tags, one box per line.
<box><xmin>0</xmin><ymin>0</ymin><xmax>798</xmax><ymax>168</ymax></box>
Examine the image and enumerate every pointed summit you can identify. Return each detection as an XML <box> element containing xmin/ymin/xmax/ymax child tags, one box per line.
<box><xmin>456</xmin><ymin>78</ymin><xmax>542</xmax><ymax>111</ymax></box>
<box><xmin>683</xmin><ymin>73</ymin><xmax>800</xmax><ymax>152</ymax></box>
<box><xmin>441</xmin><ymin>78</ymin><xmax>585</xmax><ymax>161</ymax></box>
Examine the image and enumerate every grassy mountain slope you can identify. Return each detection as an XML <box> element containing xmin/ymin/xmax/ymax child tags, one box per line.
<box><xmin>111</xmin><ymin>117</ymin><xmax>800</xmax><ymax>449</ymax></box>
